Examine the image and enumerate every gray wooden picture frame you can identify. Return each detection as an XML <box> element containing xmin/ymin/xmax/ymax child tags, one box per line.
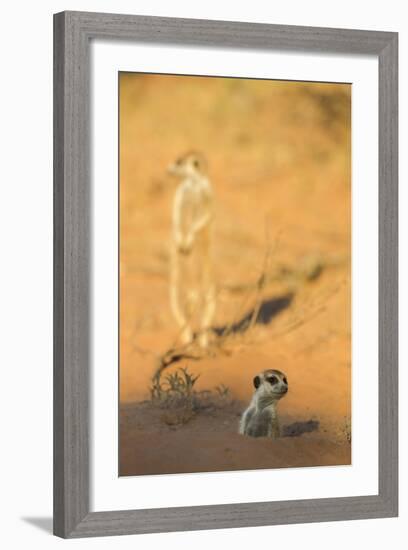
<box><xmin>53</xmin><ymin>10</ymin><xmax>398</xmax><ymax>538</ymax></box>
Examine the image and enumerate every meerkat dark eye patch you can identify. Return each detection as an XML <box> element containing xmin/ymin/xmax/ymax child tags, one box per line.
<box><xmin>193</xmin><ymin>159</ymin><xmax>200</xmax><ymax>168</ymax></box>
<box><xmin>267</xmin><ymin>376</ymin><xmax>278</xmax><ymax>385</ymax></box>
<box><xmin>283</xmin><ymin>377</ymin><xmax>288</xmax><ymax>384</ymax></box>
<box><xmin>253</xmin><ymin>376</ymin><xmax>261</xmax><ymax>389</ymax></box>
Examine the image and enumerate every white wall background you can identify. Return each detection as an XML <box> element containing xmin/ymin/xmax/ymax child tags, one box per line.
<box><xmin>0</xmin><ymin>1</ymin><xmax>405</xmax><ymax>548</ymax></box>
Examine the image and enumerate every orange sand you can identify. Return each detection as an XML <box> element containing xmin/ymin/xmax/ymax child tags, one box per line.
<box><xmin>119</xmin><ymin>74</ymin><xmax>351</xmax><ymax>476</ymax></box>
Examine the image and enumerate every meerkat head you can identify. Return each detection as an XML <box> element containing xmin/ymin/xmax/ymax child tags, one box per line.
<box><xmin>168</xmin><ymin>151</ymin><xmax>207</xmax><ymax>179</ymax></box>
<box><xmin>253</xmin><ymin>369</ymin><xmax>288</xmax><ymax>402</ymax></box>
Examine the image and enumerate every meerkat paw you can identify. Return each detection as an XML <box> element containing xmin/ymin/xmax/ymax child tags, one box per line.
<box><xmin>180</xmin><ymin>326</ymin><xmax>193</xmax><ymax>345</ymax></box>
<box><xmin>198</xmin><ymin>331</ymin><xmax>209</xmax><ymax>348</ymax></box>
<box><xmin>178</xmin><ymin>243</ymin><xmax>192</xmax><ymax>255</ymax></box>
<box><xmin>177</xmin><ymin>234</ymin><xmax>194</xmax><ymax>255</ymax></box>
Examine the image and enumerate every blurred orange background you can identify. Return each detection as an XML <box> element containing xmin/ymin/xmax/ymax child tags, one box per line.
<box><xmin>119</xmin><ymin>73</ymin><xmax>351</xmax><ymax>436</ymax></box>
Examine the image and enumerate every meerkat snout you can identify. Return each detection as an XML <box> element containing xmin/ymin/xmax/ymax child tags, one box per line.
<box><xmin>239</xmin><ymin>369</ymin><xmax>289</xmax><ymax>438</ymax></box>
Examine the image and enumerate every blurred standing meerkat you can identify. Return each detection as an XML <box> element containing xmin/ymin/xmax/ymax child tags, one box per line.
<box><xmin>168</xmin><ymin>151</ymin><xmax>215</xmax><ymax>347</ymax></box>
<box><xmin>239</xmin><ymin>369</ymin><xmax>289</xmax><ymax>438</ymax></box>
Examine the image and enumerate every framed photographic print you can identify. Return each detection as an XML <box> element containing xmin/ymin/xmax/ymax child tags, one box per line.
<box><xmin>53</xmin><ymin>11</ymin><xmax>398</xmax><ymax>538</ymax></box>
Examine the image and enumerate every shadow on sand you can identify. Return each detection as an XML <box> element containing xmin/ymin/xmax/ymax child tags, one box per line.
<box><xmin>153</xmin><ymin>292</ymin><xmax>294</xmax><ymax>379</ymax></box>
<box><xmin>214</xmin><ymin>292</ymin><xmax>294</xmax><ymax>337</ymax></box>
<box><xmin>282</xmin><ymin>420</ymin><xmax>320</xmax><ymax>437</ymax></box>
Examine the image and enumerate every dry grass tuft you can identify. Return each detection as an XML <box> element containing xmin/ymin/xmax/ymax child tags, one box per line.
<box><xmin>149</xmin><ymin>366</ymin><xmax>233</xmax><ymax>426</ymax></box>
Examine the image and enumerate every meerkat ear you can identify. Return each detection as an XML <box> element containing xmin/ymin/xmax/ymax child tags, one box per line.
<box><xmin>253</xmin><ymin>375</ymin><xmax>261</xmax><ymax>389</ymax></box>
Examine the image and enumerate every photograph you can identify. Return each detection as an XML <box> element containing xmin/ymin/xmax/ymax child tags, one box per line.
<box><xmin>119</xmin><ymin>72</ymin><xmax>352</xmax><ymax>477</ymax></box>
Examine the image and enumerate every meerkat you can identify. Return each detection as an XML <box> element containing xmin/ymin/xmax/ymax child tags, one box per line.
<box><xmin>239</xmin><ymin>369</ymin><xmax>288</xmax><ymax>438</ymax></box>
<box><xmin>168</xmin><ymin>151</ymin><xmax>215</xmax><ymax>347</ymax></box>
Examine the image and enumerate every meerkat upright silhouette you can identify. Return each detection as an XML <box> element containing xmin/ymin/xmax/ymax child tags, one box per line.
<box><xmin>239</xmin><ymin>369</ymin><xmax>289</xmax><ymax>438</ymax></box>
<box><xmin>168</xmin><ymin>151</ymin><xmax>215</xmax><ymax>347</ymax></box>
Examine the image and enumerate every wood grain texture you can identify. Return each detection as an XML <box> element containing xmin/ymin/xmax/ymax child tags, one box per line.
<box><xmin>53</xmin><ymin>11</ymin><xmax>90</xmax><ymax>537</ymax></box>
<box><xmin>53</xmin><ymin>11</ymin><xmax>398</xmax><ymax>538</ymax></box>
<box><xmin>378</xmin><ymin>34</ymin><xmax>398</xmax><ymax>513</ymax></box>
<box><xmin>64</xmin><ymin>10</ymin><xmax>394</xmax><ymax>53</ymax></box>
